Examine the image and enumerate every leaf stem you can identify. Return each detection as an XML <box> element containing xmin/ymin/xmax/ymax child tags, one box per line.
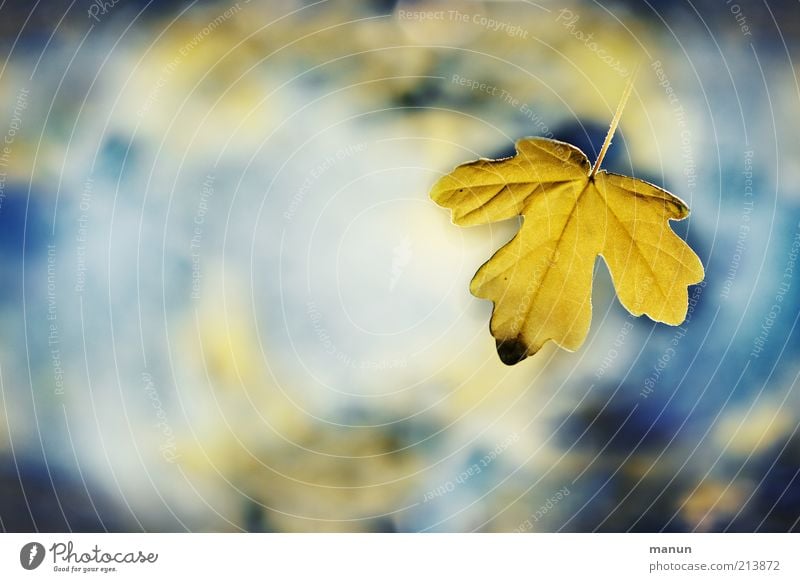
<box><xmin>589</xmin><ymin>65</ymin><xmax>640</xmax><ymax>179</ymax></box>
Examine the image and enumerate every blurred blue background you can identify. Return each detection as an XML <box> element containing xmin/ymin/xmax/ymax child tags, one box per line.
<box><xmin>0</xmin><ymin>0</ymin><xmax>798</xmax><ymax>532</ymax></box>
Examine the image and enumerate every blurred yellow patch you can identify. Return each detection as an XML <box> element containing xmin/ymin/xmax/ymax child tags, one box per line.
<box><xmin>714</xmin><ymin>403</ymin><xmax>793</xmax><ymax>456</ymax></box>
<box><xmin>680</xmin><ymin>480</ymin><xmax>749</xmax><ymax>532</ymax></box>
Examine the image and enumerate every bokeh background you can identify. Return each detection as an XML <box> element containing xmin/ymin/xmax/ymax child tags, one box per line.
<box><xmin>0</xmin><ymin>0</ymin><xmax>798</xmax><ymax>532</ymax></box>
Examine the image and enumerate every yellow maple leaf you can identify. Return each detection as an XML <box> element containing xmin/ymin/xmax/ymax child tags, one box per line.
<box><xmin>431</xmin><ymin>76</ymin><xmax>704</xmax><ymax>364</ymax></box>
